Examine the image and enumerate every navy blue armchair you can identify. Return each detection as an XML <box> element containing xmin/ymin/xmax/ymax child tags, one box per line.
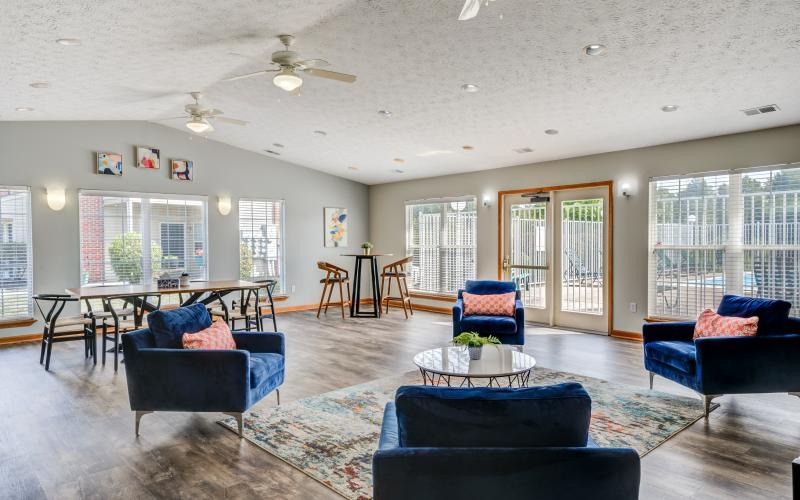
<box><xmin>121</xmin><ymin>304</ymin><xmax>285</xmax><ymax>436</ymax></box>
<box><xmin>453</xmin><ymin>280</ymin><xmax>525</xmax><ymax>345</ymax></box>
<box><xmin>373</xmin><ymin>383</ymin><xmax>640</xmax><ymax>500</ymax></box>
<box><xmin>644</xmin><ymin>295</ymin><xmax>800</xmax><ymax>416</ymax></box>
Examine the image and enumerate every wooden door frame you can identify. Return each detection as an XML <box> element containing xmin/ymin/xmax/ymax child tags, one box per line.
<box><xmin>497</xmin><ymin>180</ymin><xmax>614</xmax><ymax>335</ymax></box>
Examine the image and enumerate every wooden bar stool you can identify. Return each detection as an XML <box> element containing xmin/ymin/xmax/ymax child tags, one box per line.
<box><xmin>316</xmin><ymin>261</ymin><xmax>351</xmax><ymax>319</ymax></box>
<box><xmin>380</xmin><ymin>256</ymin><xmax>414</xmax><ymax>318</ymax></box>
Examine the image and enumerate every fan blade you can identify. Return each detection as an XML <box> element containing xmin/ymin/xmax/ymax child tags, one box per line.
<box><xmin>215</xmin><ymin>116</ymin><xmax>248</xmax><ymax>126</ymax></box>
<box><xmin>303</xmin><ymin>68</ymin><xmax>357</xmax><ymax>83</ymax></box>
<box><xmin>458</xmin><ymin>0</ymin><xmax>481</xmax><ymax>20</ymax></box>
<box><xmin>207</xmin><ymin>109</ymin><xmax>225</xmax><ymax>116</ymax></box>
<box><xmin>223</xmin><ymin>69</ymin><xmax>277</xmax><ymax>82</ymax></box>
<box><xmin>296</xmin><ymin>58</ymin><xmax>329</xmax><ymax>69</ymax></box>
<box><xmin>151</xmin><ymin>115</ymin><xmax>188</xmax><ymax>121</ymax></box>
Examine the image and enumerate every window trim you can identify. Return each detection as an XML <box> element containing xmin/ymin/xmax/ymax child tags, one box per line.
<box><xmin>0</xmin><ymin>185</ymin><xmax>33</xmax><ymax>325</ymax></box>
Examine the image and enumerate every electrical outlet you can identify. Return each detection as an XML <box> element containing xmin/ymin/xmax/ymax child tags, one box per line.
<box><xmin>291</xmin><ymin>285</ymin><xmax>296</xmax><ymax>293</ymax></box>
<box><xmin>628</xmin><ymin>302</ymin><xmax>637</xmax><ymax>313</ymax></box>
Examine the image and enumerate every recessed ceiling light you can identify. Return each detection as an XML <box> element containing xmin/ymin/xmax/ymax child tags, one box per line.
<box><xmin>393</xmin><ymin>158</ymin><xmax>405</xmax><ymax>164</ymax></box>
<box><xmin>661</xmin><ymin>105</ymin><xmax>679</xmax><ymax>112</ymax></box>
<box><xmin>583</xmin><ymin>44</ymin><xmax>606</xmax><ymax>56</ymax></box>
<box><xmin>417</xmin><ymin>150</ymin><xmax>453</xmax><ymax>157</ymax></box>
<box><xmin>56</xmin><ymin>38</ymin><xmax>81</xmax><ymax>46</ymax></box>
<box><xmin>29</xmin><ymin>82</ymin><xmax>50</xmax><ymax>89</ymax></box>
<box><xmin>544</xmin><ymin>129</ymin><xmax>559</xmax><ymax>135</ymax></box>
<box><xmin>272</xmin><ymin>143</ymin><xmax>284</xmax><ymax>148</ymax></box>
<box><xmin>462</xmin><ymin>145</ymin><xmax>475</xmax><ymax>151</ymax></box>
<box><xmin>263</xmin><ymin>149</ymin><xmax>281</xmax><ymax>155</ymax></box>
<box><xmin>348</xmin><ymin>166</ymin><xmax>360</xmax><ymax>171</ymax></box>
<box><xmin>461</xmin><ymin>83</ymin><xmax>480</xmax><ymax>93</ymax></box>
<box><xmin>15</xmin><ymin>107</ymin><xmax>34</xmax><ymax>112</ymax></box>
<box><xmin>377</xmin><ymin>110</ymin><xmax>392</xmax><ymax>117</ymax></box>
<box><xmin>313</xmin><ymin>130</ymin><xmax>327</xmax><ymax>136</ymax></box>
<box><xmin>392</xmin><ymin>169</ymin><xmax>405</xmax><ymax>174</ymax></box>
<box><xmin>513</xmin><ymin>147</ymin><xmax>534</xmax><ymax>154</ymax></box>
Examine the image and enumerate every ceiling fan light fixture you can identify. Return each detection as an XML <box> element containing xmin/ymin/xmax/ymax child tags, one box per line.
<box><xmin>273</xmin><ymin>69</ymin><xmax>303</xmax><ymax>92</ymax></box>
<box><xmin>186</xmin><ymin>117</ymin><xmax>212</xmax><ymax>133</ymax></box>
<box><xmin>583</xmin><ymin>44</ymin><xmax>606</xmax><ymax>56</ymax></box>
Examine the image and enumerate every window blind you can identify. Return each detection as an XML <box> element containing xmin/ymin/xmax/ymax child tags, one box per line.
<box><xmin>405</xmin><ymin>197</ymin><xmax>477</xmax><ymax>294</ymax></box>
<box><xmin>239</xmin><ymin>199</ymin><xmax>284</xmax><ymax>293</ymax></box>
<box><xmin>0</xmin><ymin>187</ymin><xmax>32</xmax><ymax>320</ymax></box>
<box><xmin>79</xmin><ymin>191</ymin><xmax>208</xmax><ymax>286</ymax></box>
<box><xmin>648</xmin><ymin>165</ymin><xmax>800</xmax><ymax>318</ymax></box>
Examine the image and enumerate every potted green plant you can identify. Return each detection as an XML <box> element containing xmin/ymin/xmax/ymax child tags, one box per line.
<box><xmin>361</xmin><ymin>241</ymin><xmax>374</xmax><ymax>255</ymax></box>
<box><xmin>452</xmin><ymin>332</ymin><xmax>501</xmax><ymax>360</ymax></box>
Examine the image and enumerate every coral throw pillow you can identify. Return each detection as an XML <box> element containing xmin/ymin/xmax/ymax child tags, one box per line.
<box><xmin>693</xmin><ymin>309</ymin><xmax>758</xmax><ymax>340</ymax></box>
<box><xmin>182</xmin><ymin>320</ymin><xmax>236</xmax><ymax>350</ymax></box>
<box><xmin>463</xmin><ymin>292</ymin><xmax>516</xmax><ymax>317</ymax></box>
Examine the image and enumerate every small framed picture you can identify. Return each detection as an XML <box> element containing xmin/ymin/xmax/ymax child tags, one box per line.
<box><xmin>136</xmin><ymin>146</ymin><xmax>160</xmax><ymax>169</ymax></box>
<box><xmin>171</xmin><ymin>159</ymin><xmax>193</xmax><ymax>181</ymax></box>
<box><xmin>97</xmin><ymin>152</ymin><xmax>123</xmax><ymax>176</ymax></box>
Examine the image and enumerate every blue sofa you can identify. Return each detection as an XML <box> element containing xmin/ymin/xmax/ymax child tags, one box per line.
<box><xmin>373</xmin><ymin>383</ymin><xmax>640</xmax><ymax>500</ymax></box>
<box><xmin>121</xmin><ymin>304</ymin><xmax>285</xmax><ymax>436</ymax></box>
<box><xmin>643</xmin><ymin>295</ymin><xmax>800</xmax><ymax>416</ymax></box>
<box><xmin>453</xmin><ymin>280</ymin><xmax>525</xmax><ymax>345</ymax></box>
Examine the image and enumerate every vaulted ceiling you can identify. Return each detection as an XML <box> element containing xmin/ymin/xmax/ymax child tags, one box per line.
<box><xmin>2</xmin><ymin>0</ymin><xmax>799</xmax><ymax>184</ymax></box>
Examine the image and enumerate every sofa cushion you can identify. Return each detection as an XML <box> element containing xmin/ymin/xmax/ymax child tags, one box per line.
<box><xmin>717</xmin><ymin>294</ymin><xmax>791</xmax><ymax>335</ymax></box>
<box><xmin>463</xmin><ymin>291</ymin><xmax>516</xmax><ymax>317</ymax></box>
<box><xmin>182</xmin><ymin>320</ymin><xmax>236</xmax><ymax>350</ymax></box>
<box><xmin>694</xmin><ymin>309</ymin><xmax>758</xmax><ymax>339</ymax></box>
<box><xmin>148</xmin><ymin>303</ymin><xmax>212</xmax><ymax>349</ymax></box>
<box><xmin>463</xmin><ymin>280</ymin><xmax>517</xmax><ymax>296</ymax></box>
<box><xmin>395</xmin><ymin>383</ymin><xmax>591</xmax><ymax>448</ymax></box>
<box><xmin>249</xmin><ymin>353</ymin><xmax>285</xmax><ymax>389</ymax></box>
<box><xmin>459</xmin><ymin>315</ymin><xmax>518</xmax><ymax>335</ymax></box>
<box><xmin>644</xmin><ymin>341</ymin><xmax>696</xmax><ymax>374</ymax></box>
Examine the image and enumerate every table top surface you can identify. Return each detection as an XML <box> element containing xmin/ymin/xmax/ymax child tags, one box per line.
<box><xmin>413</xmin><ymin>345</ymin><xmax>536</xmax><ymax>377</ymax></box>
<box><xmin>340</xmin><ymin>253</ymin><xmax>393</xmax><ymax>257</ymax></box>
<box><xmin>65</xmin><ymin>280</ymin><xmax>259</xmax><ymax>299</ymax></box>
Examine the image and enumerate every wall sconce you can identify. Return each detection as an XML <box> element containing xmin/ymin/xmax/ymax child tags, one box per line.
<box><xmin>482</xmin><ymin>194</ymin><xmax>493</xmax><ymax>208</ymax></box>
<box><xmin>46</xmin><ymin>188</ymin><xmax>66</xmax><ymax>211</ymax></box>
<box><xmin>620</xmin><ymin>183</ymin><xmax>633</xmax><ymax>199</ymax></box>
<box><xmin>218</xmin><ymin>196</ymin><xmax>232</xmax><ymax>215</ymax></box>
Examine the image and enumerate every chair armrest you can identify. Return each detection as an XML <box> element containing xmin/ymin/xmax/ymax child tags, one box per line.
<box><xmin>515</xmin><ymin>299</ymin><xmax>524</xmax><ymax>322</ymax></box>
<box><xmin>232</xmin><ymin>332</ymin><xmax>285</xmax><ymax>355</ymax></box>
<box><xmin>642</xmin><ymin>321</ymin><xmax>695</xmax><ymax>344</ymax></box>
<box><xmin>379</xmin><ymin>402</ymin><xmax>400</xmax><ymax>451</ymax></box>
<box><xmin>452</xmin><ymin>299</ymin><xmax>464</xmax><ymax>323</ymax></box>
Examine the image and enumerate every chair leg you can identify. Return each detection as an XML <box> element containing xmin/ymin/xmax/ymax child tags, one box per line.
<box><xmin>649</xmin><ymin>372</ymin><xmax>654</xmax><ymax>390</ymax></box>
<box><xmin>338</xmin><ymin>280</ymin><xmax>346</xmax><ymax>319</ymax></box>
<box><xmin>276</xmin><ymin>388</ymin><xmax>281</xmax><ymax>406</ymax></box>
<box><xmin>702</xmin><ymin>394</ymin><xmax>720</xmax><ymax>419</ymax></box>
<box><xmin>790</xmin><ymin>392</ymin><xmax>800</xmax><ymax>399</ymax></box>
<box><xmin>396</xmin><ymin>274</ymin><xmax>408</xmax><ymax>319</ymax></box>
<box><xmin>113</xmin><ymin>330</ymin><xmax>120</xmax><ymax>372</ymax></box>
<box><xmin>44</xmin><ymin>331</ymin><xmax>54</xmax><ymax>371</ymax></box>
<box><xmin>91</xmin><ymin>323</ymin><xmax>97</xmax><ymax>365</ymax></box>
<box><xmin>102</xmin><ymin>322</ymin><xmax>108</xmax><ymax>365</ymax></box>
<box><xmin>135</xmin><ymin>410</ymin><xmax>153</xmax><ymax>437</ymax></box>
<box><xmin>381</xmin><ymin>274</ymin><xmax>388</xmax><ymax>313</ymax></box>
<box><xmin>271</xmin><ymin>304</ymin><xmax>277</xmax><ymax>332</ymax></box>
<box><xmin>317</xmin><ymin>281</ymin><xmax>329</xmax><ymax>318</ymax></box>
<box><xmin>223</xmin><ymin>412</ymin><xmax>244</xmax><ymax>437</ymax></box>
<box><xmin>402</xmin><ymin>276</ymin><xmax>413</xmax><ymax>315</ymax></box>
<box><xmin>39</xmin><ymin>328</ymin><xmax>47</xmax><ymax>364</ymax></box>
<box><xmin>324</xmin><ymin>282</ymin><xmax>335</xmax><ymax>314</ymax></box>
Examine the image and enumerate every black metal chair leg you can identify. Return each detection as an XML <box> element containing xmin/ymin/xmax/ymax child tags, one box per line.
<box><xmin>113</xmin><ymin>330</ymin><xmax>119</xmax><ymax>372</ymax></box>
<box><xmin>44</xmin><ymin>333</ymin><xmax>54</xmax><ymax>371</ymax></box>
<box><xmin>39</xmin><ymin>329</ymin><xmax>47</xmax><ymax>364</ymax></box>
<box><xmin>102</xmin><ymin>322</ymin><xmax>107</xmax><ymax>365</ymax></box>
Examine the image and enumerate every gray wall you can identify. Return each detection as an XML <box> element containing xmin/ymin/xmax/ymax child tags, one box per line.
<box><xmin>369</xmin><ymin>124</ymin><xmax>800</xmax><ymax>334</ymax></box>
<box><xmin>0</xmin><ymin>121</ymin><xmax>369</xmax><ymax>338</ymax></box>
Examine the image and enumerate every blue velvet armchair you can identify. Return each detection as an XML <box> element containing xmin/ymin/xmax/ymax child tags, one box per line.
<box><xmin>453</xmin><ymin>280</ymin><xmax>525</xmax><ymax>345</ymax></box>
<box><xmin>643</xmin><ymin>295</ymin><xmax>800</xmax><ymax>416</ymax></box>
<box><xmin>373</xmin><ymin>383</ymin><xmax>640</xmax><ymax>500</ymax></box>
<box><xmin>121</xmin><ymin>304</ymin><xmax>285</xmax><ymax>436</ymax></box>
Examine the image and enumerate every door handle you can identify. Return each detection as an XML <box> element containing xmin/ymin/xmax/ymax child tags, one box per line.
<box><xmin>502</xmin><ymin>255</ymin><xmax>510</xmax><ymax>270</ymax></box>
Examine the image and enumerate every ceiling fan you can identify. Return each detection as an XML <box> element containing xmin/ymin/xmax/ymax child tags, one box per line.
<box><xmin>458</xmin><ymin>0</ymin><xmax>498</xmax><ymax>20</ymax></box>
<box><xmin>159</xmin><ymin>92</ymin><xmax>247</xmax><ymax>134</ymax></box>
<box><xmin>223</xmin><ymin>34</ymin><xmax>356</xmax><ymax>92</ymax></box>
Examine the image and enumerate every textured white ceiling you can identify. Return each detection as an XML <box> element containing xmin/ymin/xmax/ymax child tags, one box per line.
<box><xmin>1</xmin><ymin>0</ymin><xmax>799</xmax><ymax>184</ymax></box>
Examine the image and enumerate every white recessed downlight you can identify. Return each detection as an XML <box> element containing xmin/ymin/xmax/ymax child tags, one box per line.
<box><xmin>29</xmin><ymin>82</ymin><xmax>50</xmax><ymax>89</ymax></box>
<box><xmin>461</xmin><ymin>83</ymin><xmax>480</xmax><ymax>93</ymax></box>
<box><xmin>462</xmin><ymin>145</ymin><xmax>475</xmax><ymax>151</ymax></box>
<box><xmin>392</xmin><ymin>169</ymin><xmax>405</xmax><ymax>174</ymax></box>
<box><xmin>661</xmin><ymin>105</ymin><xmax>679</xmax><ymax>112</ymax></box>
<box><xmin>56</xmin><ymin>38</ymin><xmax>81</xmax><ymax>46</ymax></box>
<box><xmin>273</xmin><ymin>143</ymin><xmax>284</xmax><ymax>148</ymax></box>
<box><xmin>314</xmin><ymin>130</ymin><xmax>327</xmax><ymax>136</ymax></box>
<box><xmin>264</xmin><ymin>149</ymin><xmax>281</xmax><ymax>155</ymax></box>
<box><xmin>393</xmin><ymin>158</ymin><xmax>405</xmax><ymax>164</ymax></box>
<box><xmin>15</xmin><ymin>107</ymin><xmax>34</xmax><ymax>112</ymax></box>
<box><xmin>378</xmin><ymin>110</ymin><xmax>393</xmax><ymax>117</ymax></box>
<box><xmin>348</xmin><ymin>166</ymin><xmax>360</xmax><ymax>171</ymax></box>
<box><xmin>544</xmin><ymin>129</ymin><xmax>559</xmax><ymax>135</ymax></box>
<box><xmin>583</xmin><ymin>44</ymin><xmax>606</xmax><ymax>56</ymax></box>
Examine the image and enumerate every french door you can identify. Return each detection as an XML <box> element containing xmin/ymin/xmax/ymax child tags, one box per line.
<box><xmin>502</xmin><ymin>185</ymin><xmax>610</xmax><ymax>333</ymax></box>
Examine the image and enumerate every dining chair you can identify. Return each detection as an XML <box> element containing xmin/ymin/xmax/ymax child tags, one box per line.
<box><xmin>380</xmin><ymin>256</ymin><xmax>414</xmax><ymax>318</ymax></box>
<box><xmin>210</xmin><ymin>287</ymin><xmax>261</xmax><ymax>331</ymax></box>
<box><xmin>99</xmin><ymin>294</ymin><xmax>161</xmax><ymax>372</ymax></box>
<box><xmin>317</xmin><ymin>261</ymin><xmax>351</xmax><ymax>319</ymax></box>
<box><xmin>33</xmin><ymin>294</ymin><xmax>96</xmax><ymax>371</ymax></box>
<box><xmin>248</xmin><ymin>279</ymin><xmax>279</xmax><ymax>331</ymax></box>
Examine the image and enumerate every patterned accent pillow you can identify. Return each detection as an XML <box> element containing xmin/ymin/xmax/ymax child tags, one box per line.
<box><xmin>462</xmin><ymin>292</ymin><xmax>516</xmax><ymax>317</ymax></box>
<box><xmin>693</xmin><ymin>308</ymin><xmax>758</xmax><ymax>340</ymax></box>
<box><xmin>182</xmin><ymin>319</ymin><xmax>236</xmax><ymax>350</ymax></box>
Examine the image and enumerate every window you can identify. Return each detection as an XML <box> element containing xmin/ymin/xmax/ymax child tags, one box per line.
<box><xmin>0</xmin><ymin>187</ymin><xmax>32</xmax><ymax>320</ymax></box>
<box><xmin>406</xmin><ymin>197</ymin><xmax>477</xmax><ymax>294</ymax></box>
<box><xmin>79</xmin><ymin>191</ymin><xmax>208</xmax><ymax>286</ymax></box>
<box><xmin>649</xmin><ymin>164</ymin><xmax>800</xmax><ymax>319</ymax></box>
<box><xmin>238</xmin><ymin>199</ymin><xmax>284</xmax><ymax>292</ymax></box>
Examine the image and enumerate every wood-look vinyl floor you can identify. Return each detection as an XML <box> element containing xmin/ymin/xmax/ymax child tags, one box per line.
<box><xmin>0</xmin><ymin>310</ymin><xmax>797</xmax><ymax>499</ymax></box>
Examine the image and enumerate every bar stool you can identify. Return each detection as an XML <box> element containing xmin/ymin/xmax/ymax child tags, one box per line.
<box><xmin>316</xmin><ymin>261</ymin><xmax>351</xmax><ymax>319</ymax></box>
<box><xmin>33</xmin><ymin>294</ymin><xmax>96</xmax><ymax>371</ymax></box>
<box><xmin>380</xmin><ymin>256</ymin><xmax>414</xmax><ymax>318</ymax></box>
<box><xmin>100</xmin><ymin>294</ymin><xmax>161</xmax><ymax>372</ymax></box>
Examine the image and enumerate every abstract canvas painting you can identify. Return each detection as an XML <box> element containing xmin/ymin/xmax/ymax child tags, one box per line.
<box><xmin>324</xmin><ymin>207</ymin><xmax>348</xmax><ymax>247</ymax></box>
<box><xmin>171</xmin><ymin>159</ymin><xmax>193</xmax><ymax>181</ymax></box>
<box><xmin>97</xmin><ymin>152</ymin><xmax>123</xmax><ymax>176</ymax></box>
<box><xmin>136</xmin><ymin>146</ymin><xmax>160</xmax><ymax>169</ymax></box>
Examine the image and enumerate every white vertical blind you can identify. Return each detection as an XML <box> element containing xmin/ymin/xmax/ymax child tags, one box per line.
<box><xmin>0</xmin><ymin>187</ymin><xmax>32</xmax><ymax>320</ymax></box>
<box><xmin>649</xmin><ymin>165</ymin><xmax>800</xmax><ymax>318</ymax></box>
<box><xmin>238</xmin><ymin>199</ymin><xmax>284</xmax><ymax>292</ymax></box>
<box><xmin>405</xmin><ymin>197</ymin><xmax>477</xmax><ymax>294</ymax></box>
<box><xmin>79</xmin><ymin>191</ymin><xmax>208</xmax><ymax>286</ymax></box>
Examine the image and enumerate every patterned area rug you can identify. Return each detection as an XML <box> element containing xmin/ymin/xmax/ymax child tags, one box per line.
<box><xmin>219</xmin><ymin>368</ymin><xmax>710</xmax><ymax>500</ymax></box>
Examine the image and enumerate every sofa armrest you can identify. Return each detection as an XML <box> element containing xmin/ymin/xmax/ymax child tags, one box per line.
<box><xmin>379</xmin><ymin>402</ymin><xmax>400</xmax><ymax>451</ymax></box>
<box><xmin>233</xmin><ymin>331</ymin><xmax>285</xmax><ymax>355</ymax></box>
<box><xmin>642</xmin><ymin>321</ymin><xmax>695</xmax><ymax>344</ymax></box>
<box><xmin>452</xmin><ymin>299</ymin><xmax>464</xmax><ymax>325</ymax></box>
<box><xmin>515</xmin><ymin>299</ymin><xmax>525</xmax><ymax>324</ymax></box>
<box><xmin>123</xmin><ymin>348</ymin><xmax>250</xmax><ymax>412</ymax></box>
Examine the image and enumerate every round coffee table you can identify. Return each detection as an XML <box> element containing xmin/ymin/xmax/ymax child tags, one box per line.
<box><xmin>413</xmin><ymin>345</ymin><xmax>536</xmax><ymax>388</ymax></box>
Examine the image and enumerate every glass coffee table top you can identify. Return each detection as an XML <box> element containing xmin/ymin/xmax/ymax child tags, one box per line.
<box><xmin>413</xmin><ymin>345</ymin><xmax>536</xmax><ymax>387</ymax></box>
